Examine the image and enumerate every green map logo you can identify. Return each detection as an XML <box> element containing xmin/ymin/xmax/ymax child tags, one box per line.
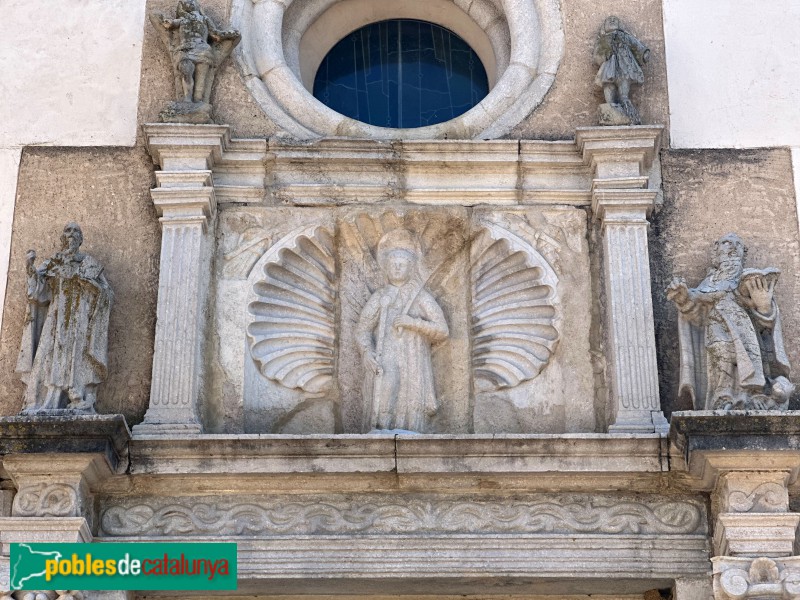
<box><xmin>10</xmin><ymin>543</ymin><xmax>237</xmax><ymax>591</ymax></box>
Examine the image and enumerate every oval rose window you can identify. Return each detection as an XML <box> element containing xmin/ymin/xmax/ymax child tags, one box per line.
<box><xmin>313</xmin><ymin>19</ymin><xmax>490</xmax><ymax>129</ymax></box>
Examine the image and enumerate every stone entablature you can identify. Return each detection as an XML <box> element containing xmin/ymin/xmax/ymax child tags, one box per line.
<box><xmin>142</xmin><ymin>124</ymin><xmax>663</xmax><ymax>208</ymax></box>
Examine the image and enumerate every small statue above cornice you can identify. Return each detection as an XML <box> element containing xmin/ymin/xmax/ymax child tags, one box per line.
<box><xmin>150</xmin><ymin>0</ymin><xmax>241</xmax><ymax>124</ymax></box>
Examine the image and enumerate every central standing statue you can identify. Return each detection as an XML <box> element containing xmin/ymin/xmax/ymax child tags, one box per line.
<box><xmin>356</xmin><ymin>229</ymin><xmax>449</xmax><ymax>432</ymax></box>
<box><xmin>667</xmin><ymin>233</ymin><xmax>792</xmax><ymax>411</ymax></box>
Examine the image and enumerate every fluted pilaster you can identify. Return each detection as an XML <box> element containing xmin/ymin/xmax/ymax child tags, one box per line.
<box><xmin>135</xmin><ymin>124</ymin><xmax>228</xmax><ymax>435</ymax></box>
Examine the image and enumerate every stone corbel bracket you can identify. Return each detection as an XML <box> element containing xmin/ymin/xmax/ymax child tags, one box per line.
<box><xmin>671</xmin><ymin>411</ymin><xmax>800</xmax><ymax>600</ymax></box>
<box><xmin>0</xmin><ymin>415</ymin><xmax>130</xmax><ymax>550</ymax></box>
<box><xmin>669</xmin><ymin>412</ymin><xmax>800</xmax><ymax>490</ymax></box>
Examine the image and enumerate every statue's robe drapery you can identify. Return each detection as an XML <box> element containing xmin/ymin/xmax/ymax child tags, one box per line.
<box><xmin>16</xmin><ymin>254</ymin><xmax>113</xmax><ymax>410</ymax></box>
<box><xmin>677</xmin><ymin>286</ymin><xmax>790</xmax><ymax>410</ymax></box>
<box><xmin>356</xmin><ymin>282</ymin><xmax>448</xmax><ymax>432</ymax></box>
<box><xmin>594</xmin><ymin>29</ymin><xmax>649</xmax><ymax>87</ymax></box>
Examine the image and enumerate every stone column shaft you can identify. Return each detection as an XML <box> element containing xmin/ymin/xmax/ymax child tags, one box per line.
<box><xmin>134</xmin><ymin>172</ymin><xmax>215</xmax><ymax>435</ymax></box>
<box><xmin>597</xmin><ymin>188</ymin><xmax>661</xmax><ymax>431</ymax></box>
<box><xmin>136</xmin><ymin>124</ymin><xmax>230</xmax><ymax>435</ymax></box>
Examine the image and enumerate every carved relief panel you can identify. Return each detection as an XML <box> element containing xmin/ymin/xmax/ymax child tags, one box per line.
<box><xmin>211</xmin><ymin>206</ymin><xmax>595</xmax><ymax>434</ymax></box>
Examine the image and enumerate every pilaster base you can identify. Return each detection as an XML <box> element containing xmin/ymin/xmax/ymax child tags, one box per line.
<box><xmin>131</xmin><ymin>421</ymin><xmax>202</xmax><ymax>436</ymax></box>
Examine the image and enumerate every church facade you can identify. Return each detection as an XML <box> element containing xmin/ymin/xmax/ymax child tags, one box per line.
<box><xmin>2</xmin><ymin>1</ymin><xmax>800</xmax><ymax>599</ymax></box>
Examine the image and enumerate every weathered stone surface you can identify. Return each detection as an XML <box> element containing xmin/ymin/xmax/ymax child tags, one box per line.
<box><xmin>0</xmin><ymin>415</ymin><xmax>130</xmax><ymax>474</ymax></box>
<box><xmin>593</xmin><ymin>16</ymin><xmax>650</xmax><ymax>126</ymax></box>
<box><xmin>142</xmin><ymin>0</ymin><xmax>668</xmax><ymax>141</ymax></box>
<box><xmin>99</xmin><ymin>492</ymin><xmax>706</xmax><ymax>536</ymax></box>
<box><xmin>513</xmin><ymin>0</ymin><xmax>669</xmax><ymax>139</ymax></box>
<box><xmin>212</xmin><ymin>205</ymin><xmax>594</xmax><ymax>434</ymax></box>
<box><xmin>653</xmin><ymin>149</ymin><xmax>800</xmax><ymax>415</ymax></box>
<box><xmin>0</xmin><ymin>148</ymin><xmax>159</xmax><ymax>423</ymax></box>
<box><xmin>667</xmin><ymin>234</ymin><xmax>792</xmax><ymax>411</ymax></box>
<box><xmin>471</xmin><ymin>208</ymin><xmax>594</xmax><ymax>433</ymax></box>
<box><xmin>713</xmin><ymin>556</ymin><xmax>800</xmax><ymax>600</ymax></box>
<box><xmin>17</xmin><ymin>223</ymin><xmax>113</xmax><ymax>414</ymax></box>
<box><xmin>149</xmin><ymin>0</ymin><xmax>240</xmax><ymax>123</ymax></box>
<box><xmin>125</xmin><ymin>433</ymin><xmax>667</xmax><ymax>476</ymax></box>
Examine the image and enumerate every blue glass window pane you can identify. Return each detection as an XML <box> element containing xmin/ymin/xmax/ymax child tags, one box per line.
<box><xmin>313</xmin><ymin>19</ymin><xmax>489</xmax><ymax>129</ymax></box>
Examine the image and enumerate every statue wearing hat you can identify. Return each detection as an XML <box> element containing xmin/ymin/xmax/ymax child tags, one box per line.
<box><xmin>355</xmin><ymin>229</ymin><xmax>449</xmax><ymax>432</ymax></box>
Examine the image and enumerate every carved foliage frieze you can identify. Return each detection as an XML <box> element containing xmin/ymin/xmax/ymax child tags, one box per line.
<box><xmin>100</xmin><ymin>495</ymin><xmax>705</xmax><ymax>537</ymax></box>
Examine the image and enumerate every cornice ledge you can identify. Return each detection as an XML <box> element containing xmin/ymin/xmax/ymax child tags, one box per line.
<box><xmin>128</xmin><ymin>433</ymin><xmax>666</xmax><ymax>475</ymax></box>
<box><xmin>669</xmin><ymin>411</ymin><xmax>800</xmax><ymax>489</ymax></box>
<box><xmin>0</xmin><ymin>414</ymin><xmax>131</xmax><ymax>475</ymax></box>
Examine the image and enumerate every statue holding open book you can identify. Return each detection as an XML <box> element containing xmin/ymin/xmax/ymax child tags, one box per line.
<box><xmin>667</xmin><ymin>233</ymin><xmax>792</xmax><ymax>411</ymax></box>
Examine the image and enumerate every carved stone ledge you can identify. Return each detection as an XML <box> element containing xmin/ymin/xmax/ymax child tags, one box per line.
<box><xmin>142</xmin><ymin>123</ymin><xmax>231</xmax><ymax>171</ymax></box>
<box><xmin>575</xmin><ymin>125</ymin><xmax>663</xmax><ymax>179</ymax></box>
<box><xmin>713</xmin><ymin>556</ymin><xmax>800</xmax><ymax>600</ymax></box>
<box><xmin>127</xmin><ymin>433</ymin><xmax>667</xmax><ymax>477</ymax></box>
<box><xmin>0</xmin><ymin>517</ymin><xmax>92</xmax><ymax>547</ymax></box>
<box><xmin>0</xmin><ymin>415</ymin><xmax>130</xmax><ymax>474</ymax></box>
<box><xmin>669</xmin><ymin>411</ymin><xmax>800</xmax><ymax>489</ymax></box>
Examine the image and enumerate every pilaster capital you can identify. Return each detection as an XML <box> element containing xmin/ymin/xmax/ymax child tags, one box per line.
<box><xmin>716</xmin><ymin>471</ymin><xmax>791</xmax><ymax>514</ymax></box>
<box><xmin>151</xmin><ymin>175</ymin><xmax>216</xmax><ymax>232</ymax></box>
<box><xmin>591</xmin><ymin>188</ymin><xmax>659</xmax><ymax>225</ymax></box>
<box><xmin>3</xmin><ymin>454</ymin><xmax>113</xmax><ymax>526</ymax></box>
<box><xmin>142</xmin><ymin>123</ymin><xmax>231</xmax><ymax>171</ymax></box>
<box><xmin>575</xmin><ymin>125</ymin><xmax>663</xmax><ymax>180</ymax></box>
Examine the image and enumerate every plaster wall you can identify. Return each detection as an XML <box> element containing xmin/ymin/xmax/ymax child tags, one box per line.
<box><xmin>663</xmin><ymin>0</ymin><xmax>800</xmax><ymax>149</ymax></box>
<box><xmin>0</xmin><ymin>149</ymin><xmax>22</xmax><ymax>337</ymax></box>
<box><xmin>0</xmin><ymin>0</ymin><xmax>148</xmax><ymax>387</ymax></box>
<box><xmin>0</xmin><ymin>0</ymin><xmax>147</xmax><ymax>148</ymax></box>
<box><xmin>793</xmin><ymin>148</ymin><xmax>800</xmax><ymax>236</ymax></box>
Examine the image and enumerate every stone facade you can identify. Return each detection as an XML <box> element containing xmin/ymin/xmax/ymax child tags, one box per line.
<box><xmin>2</xmin><ymin>1</ymin><xmax>800</xmax><ymax>600</ymax></box>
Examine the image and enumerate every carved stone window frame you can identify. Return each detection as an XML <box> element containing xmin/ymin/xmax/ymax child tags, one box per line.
<box><xmin>230</xmin><ymin>0</ymin><xmax>564</xmax><ymax>139</ymax></box>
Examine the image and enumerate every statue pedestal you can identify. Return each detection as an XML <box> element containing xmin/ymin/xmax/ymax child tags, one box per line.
<box><xmin>671</xmin><ymin>412</ymin><xmax>800</xmax><ymax>600</ymax></box>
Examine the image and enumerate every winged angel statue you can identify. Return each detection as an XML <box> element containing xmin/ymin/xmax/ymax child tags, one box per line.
<box><xmin>246</xmin><ymin>214</ymin><xmax>561</xmax><ymax>433</ymax></box>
